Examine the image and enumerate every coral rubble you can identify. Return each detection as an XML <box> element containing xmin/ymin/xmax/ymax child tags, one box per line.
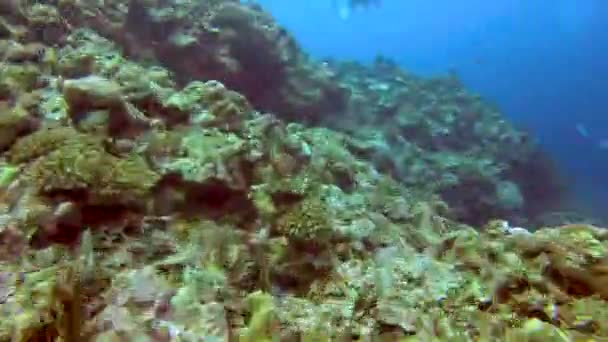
<box><xmin>0</xmin><ymin>0</ymin><xmax>604</xmax><ymax>341</ymax></box>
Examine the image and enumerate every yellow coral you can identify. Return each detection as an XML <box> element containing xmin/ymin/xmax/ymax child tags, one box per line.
<box><xmin>10</xmin><ymin>127</ymin><xmax>159</xmax><ymax>205</ymax></box>
<box><xmin>509</xmin><ymin>318</ymin><xmax>570</xmax><ymax>341</ymax></box>
<box><xmin>0</xmin><ymin>104</ymin><xmax>30</xmax><ymax>150</ymax></box>
<box><xmin>8</xmin><ymin>127</ymin><xmax>89</xmax><ymax>164</ymax></box>
<box><xmin>0</xmin><ymin>63</ymin><xmax>41</xmax><ymax>94</ymax></box>
<box><xmin>274</xmin><ymin>196</ymin><xmax>332</xmax><ymax>241</ymax></box>
<box><xmin>29</xmin><ymin>144</ymin><xmax>158</xmax><ymax>205</ymax></box>
<box><xmin>241</xmin><ymin>291</ymin><xmax>277</xmax><ymax>342</ymax></box>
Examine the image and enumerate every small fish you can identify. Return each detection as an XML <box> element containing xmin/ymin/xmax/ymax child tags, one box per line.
<box><xmin>338</xmin><ymin>6</ymin><xmax>350</xmax><ymax>20</ymax></box>
<box><xmin>333</xmin><ymin>0</ymin><xmax>351</xmax><ymax>20</ymax></box>
<box><xmin>333</xmin><ymin>0</ymin><xmax>381</xmax><ymax>20</ymax></box>
<box><xmin>473</xmin><ymin>56</ymin><xmax>486</xmax><ymax>65</ymax></box>
<box><xmin>575</xmin><ymin>123</ymin><xmax>590</xmax><ymax>138</ymax></box>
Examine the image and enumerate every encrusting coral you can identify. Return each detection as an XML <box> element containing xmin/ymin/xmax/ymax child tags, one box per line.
<box><xmin>0</xmin><ymin>0</ymin><xmax>605</xmax><ymax>341</ymax></box>
<box><xmin>0</xmin><ymin>104</ymin><xmax>35</xmax><ymax>151</ymax></box>
<box><xmin>8</xmin><ymin>127</ymin><xmax>158</xmax><ymax>207</ymax></box>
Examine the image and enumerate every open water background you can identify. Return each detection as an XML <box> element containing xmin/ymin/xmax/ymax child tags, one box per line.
<box><xmin>257</xmin><ymin>0</ymin><xmax>608</xmax><ymax>220</ymax></box>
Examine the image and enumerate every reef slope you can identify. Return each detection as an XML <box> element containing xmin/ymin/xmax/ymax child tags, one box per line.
<box><xmin>0</xmin><ymin>0</ymin><xmax>605</xmax><ymax>340</ymax></box>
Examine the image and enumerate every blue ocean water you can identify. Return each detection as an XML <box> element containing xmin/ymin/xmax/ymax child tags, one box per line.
<box><xmin>257</xmin><ymin>0</ymin><xmax>608</xmax><ymax>220</ymax></box>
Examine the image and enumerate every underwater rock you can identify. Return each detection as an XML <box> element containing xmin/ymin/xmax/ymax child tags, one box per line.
<box><xmin>61</xmin><ymin>75</ymin><xmax>153</xmax><ymax>137</ymax></box>
<box><xmin>154</xmin><ymin>127</ymin><xmax>248</xmax><ymax>184</ymax></box>
<box><xmin>164</xmin><ymin>80</ymin><xmax>252</xmax><ymax>129</ymax></box>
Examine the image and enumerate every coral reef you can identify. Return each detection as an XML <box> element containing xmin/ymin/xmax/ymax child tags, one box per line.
<box><xmin>3</xmin><ymin>0</ymin><xmax>565</xmax><ymax>225</ymax></box>
<box><xmin>75</xmin><ymin>0</ymin><xmax>349</xmax><ymax>123</ymax></box>
<box><xmin>324</xmin><ymin>59</ymin><xmax>566</xmax><ymax>226</ymax></box>
<box><xmin>0</xmin><ymin>0</ymin><xmax>604</xmax><ymax>341</ymax></box>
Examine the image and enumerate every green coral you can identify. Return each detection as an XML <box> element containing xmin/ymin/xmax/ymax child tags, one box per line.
<box><xmin>241</xmin><ymin>291</ymin><xmax>277</xmax><ymax>342</ymax></box>
<box><xmin>0</xmin><ymin>163</ymin><xmax>19</xmax><ymax>187</ymax></box>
